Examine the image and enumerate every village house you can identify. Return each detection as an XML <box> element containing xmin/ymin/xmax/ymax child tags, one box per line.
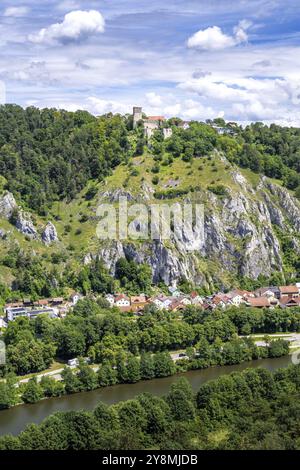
<box><xmin>69</xmin><ymin>292</ymin><xmax>82</xmax><ymax>306</ymax></box>
<box><xmin>169</xmin><ymin>299</ymin><xmax>185</xmax><ymax>313</ymax></box>
<box><xmin>228</xmin><ymin>289</ymin><xmax>254</xmax><ymax>306</ymax></box>
<box><xmin>247</xmin><ymin>297</ymin><xmax>272</xmax><ymax>309</ymax></box>
<box><xmin>114</xmin><ymin>294</ymin><xmax>130</xmax><ymax>307</ymax></box>
<box><xmin>211</xmin><ymin>295</ymin><xmax>227</xmax><ymax>309</ymax></box>
<box><xmin>179</xmin><ymin>296</ymin><xmax>192</xmax><ymax>306</ymax></box>
<box><xmin>279</xmin><ymin>286</ymin><xmax>299</xmax><ymax>299</ymax></box>
<box><xmin>51</xmin><ymin>297</ymin><xmax>64</xmax><ymax>306</ymax></box>
<box><xmin>168</xmin><ymin>286</ymin><xmax>182</xmax><ymax>298</ymax></box>
<box><xmin>227</xmin><ymin>291</ymin><xmax>245</xmax><ymax>306</ymax></box>
<box><xmin>279</xmin><ymin>297</ymin><xmax>300</xmax><ymax>308</ymax></box>
<box><xmin>190</xmin><ymin>291</ymin><xmax>203</xmax><ymax>305</ymax></box>
<box><xmin>34</xmin><ymin>299</ymin><xmax>50</xmax><ymax>308</ymax></box>
<box><xmin>254</xmin><ymin>287</ymin><xmax>279</xmax><ymax>299</ymax></box>
<box><xmin>152</xmin><ymin>295</ymin><xmax>173</xmax><ymax>310</ymax></box>
<box><xmin>130</xmin><ymin>294</ymin><xmax>147</xmax><ymax>304</ymax></box>
<box><xmin>130</xmin><ymin>295</ymin><xmax>149</xmax><ymax>313</ymax></box>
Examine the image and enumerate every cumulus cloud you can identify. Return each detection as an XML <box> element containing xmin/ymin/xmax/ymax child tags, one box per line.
<box><xmin>86</xmin><ymin>97</ymin><xmax>130</xmax><ymax>115</ymax></box>
<box><xmin>4</xmin><ymin>6</ymin><xmax>29</xmax><ymax>17</ymax></box>
<box><xmin>179</xmin><ymin>77</ymin><xmax>249</xmax><ymax>102</ymax></box>
<box><xmin>146</xmin><ymin>92</ymin><xmax>163</xmax><ymax>107</ymax></box>
<box><xmin>29</xmin><ymin>10</ymin><xmax>105</xmax><ymax>44</ymax></box>
<box><xmin>56</xmin><ymin>1</ymin><xmax>81</xmax><ymax>11</ymax></box>
<box><xmin>187</xmin><ymin>20</ymin><xmax>251</xmax><ymax>50</ymax></box>
<box><xmin>178</xmin><ymin>72</ymin><xmax>300</xmax><ymax>122</ymax></box>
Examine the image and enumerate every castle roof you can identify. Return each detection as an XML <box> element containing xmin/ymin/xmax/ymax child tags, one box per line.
<box><xmin>145</xmin><ymin>116</ymin><xmax>165</xmax><ymax>121</ymax></box>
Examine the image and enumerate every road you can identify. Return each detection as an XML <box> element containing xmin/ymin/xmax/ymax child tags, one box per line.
<box><xmin>17</xmin><ymin>335</ymin><xmax>300</xmax><ymax>385</ymax></box>
<box><xmin>18</xmin><ymin>352</ymin><xmax>187</xmax><ymax>385</ymax></box>
<box><xmin>247</xmin><ymin>333</ymin><xmax>300</xmax><ymax>348</ymax></box>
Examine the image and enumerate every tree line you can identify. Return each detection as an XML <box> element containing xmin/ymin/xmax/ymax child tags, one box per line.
<box><xmin>0</xmin><ymin>301</ymin><xmax>296</xmax><ymax>378</ymax></box>
<box><xmin>1</xmin><ymin>364</ymin><xmax>300</xmax><ymax>450</ymax></box>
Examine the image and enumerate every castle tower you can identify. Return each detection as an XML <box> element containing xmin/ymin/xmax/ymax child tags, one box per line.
<box><xmin>133</xmin><ymin>106</ymin><xmax>142</xmax><ymax>128</ymax></box>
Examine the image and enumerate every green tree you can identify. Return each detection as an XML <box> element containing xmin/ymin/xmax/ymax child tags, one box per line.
<box><xmin>140</xmin><ymin>353</ymin><xmax>155</xmax><ymax>380</ymax></box>
<box><xmin>98</xmin><ymin>363</ymin><xmax>118</xmax><ymax>387</ymax></box>
<box><xmin>77</xmin><ymin>361</ymin><xmax>98</xmax><ymax>391</ymax></box>
<box><xmin>153</xmin><ymin>352</ymin><xmax>176</xmax><ymax>378</ymax></box>
<box><xmin>22</xmin><ymin>377</ymin><xmax>44</xmax><ymax>404</ymax></box>
<box><xmin>126</xmin><ymin>356</ymin><xmax>141</xmax><ymax>383</ymax></box>
<box><xmin>61</xmin><ymin>367</ymin><xmax>81</xmax><ymax>394</ymax></box>
<box><xmin>40</xmin><ymin>376</ymin><xmax>65</xmax><ymax>397</ymax></box>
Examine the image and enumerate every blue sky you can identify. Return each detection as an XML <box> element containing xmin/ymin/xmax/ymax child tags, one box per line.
<box><xmin>0</xmin><ymin>0</ymin><xmax>300</xmax><ymax>124</ymax></box>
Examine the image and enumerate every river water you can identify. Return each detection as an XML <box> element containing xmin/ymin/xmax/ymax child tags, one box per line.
<box><xmin>0</xmin><ymin>355</ymin><xmax>292</xmax><ymax>436</ymax></box>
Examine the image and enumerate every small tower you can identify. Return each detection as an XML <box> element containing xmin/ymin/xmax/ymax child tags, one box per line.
<box><xmin>133</xmin><ymin>106</ymin><xmax>143</xmax><ymax>128</ymax></box>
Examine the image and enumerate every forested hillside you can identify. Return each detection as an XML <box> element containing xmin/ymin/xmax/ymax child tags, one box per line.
<box><xmin>1</xmin><ymin>105</ymin><xmax>300</xmax><ymax>214</ymax></box>
<box><xmin>2</xmin><ymin>105</ymin><xmax>300</xmax><ymax>298</ymax></box>
<box><xmin>0</xmin><ymin>105</ymin><xmax>131</xmax><ymax>213</ymax></box>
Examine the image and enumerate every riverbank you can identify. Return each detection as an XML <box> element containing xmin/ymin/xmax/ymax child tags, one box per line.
<box><xmin>0</xmin><ymin>355</ymin><xmax>293</xmax><ymax>437</ymax></box>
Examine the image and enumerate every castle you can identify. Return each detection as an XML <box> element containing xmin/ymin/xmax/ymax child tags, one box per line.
<box><xmin>133</xmin><ymin>106</ymin><xmax>173</xmax><ymax>139</ymax></box>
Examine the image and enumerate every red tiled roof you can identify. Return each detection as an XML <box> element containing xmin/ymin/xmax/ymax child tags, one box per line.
<box><xmin>280</xmin><ymin>297</ymin><xmax>300</xmax><ymax>305</ymax></box>
<box><xmin>115</xmin><ymin>294</ymin><xmax>129</xmax><ymax>302</ymax></box>
<box><xmin>130</xmin><ymin>295</ymin><xmax>147</xmax><ymax>304</ymax></box>
<box><xmin>279</xmin><ymin>285</ymin><xmax>299</xmax><ymax>294</ymax></box>
<box><xmin>190</xmin><ymin>291</ymin><xmax>199</xmax><ymax>299</ymax></box>
<box><xmin>146</xmin><ymin>116</ymin><xmax>165</xmax><ymax>121</ymax></box>
<box><xmin>248</xmin><ymin>297</ymin><xmax>270</xmax><ymax>308</ymax></box>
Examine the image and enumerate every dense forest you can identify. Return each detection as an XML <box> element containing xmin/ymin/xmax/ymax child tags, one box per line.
<box><xmin>1</xmin><ymin>364</ymin><xmax>300</xmax><ymax>450</ymax></box>
<box><xmin>0</xmin><ymin>105</ymin><xmax>131</xmax><ymax>213</ymax></box>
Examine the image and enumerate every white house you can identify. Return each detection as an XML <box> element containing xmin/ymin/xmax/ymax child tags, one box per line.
<box><xmin>70</xmin><ymin>292</ymin><xmax>82</xmax><ymax>306</ymax></box>
<box><xmin>152</xmin><ymin>295</ymin><xmax>172</xmax><ymax>310</ymax></box>
<box><xmin>190</xmin><ymin>292</ymin><xmax>203</xmax><ymax>305</ymax></box>
<box><xmin>115</xmin><ymin>294</ymin><xmax>130</xmax><ymax>307</ymax></box>
<box><xmin>227</xmin><ymin>291</ymin><xmax>245</xmax><ymax>306</ymax></box>
<box><xmin>180</xmin><ymin>297</ymin><xmax>192</xmax><ymax>306</ymax></box>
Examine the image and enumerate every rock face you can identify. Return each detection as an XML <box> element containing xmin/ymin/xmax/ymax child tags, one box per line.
<box><xmin>41</xmin><ymin>222</ymin><xmax>59</xmax><ymax>245</ymax></box>
<box><xmin>15</xmin><ymin>212</ymin><xmax>38</xmax><ymax>239</ymax></box>
<box><xmin>88</xmin><ymin>167</ymin><xmax>300</xmax><ymax>288</ymax></box>
<box><xmin>0</xmin><ymin>192</ymin><xmax>17</xmax><ymax>219</ymax></box>
<box><xmin>0</xmin><ymin>228</ymin><xmax>6</xmax><ymax>239</ymax></box>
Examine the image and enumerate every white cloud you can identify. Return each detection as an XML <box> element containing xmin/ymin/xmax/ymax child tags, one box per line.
<box><xmin>187</xmin><ymin>20</ymin><xmax>251</xmax><ymax>50</ymax></box>
<box><xmin>56</xmin><ymin>1</ymin><xmax>81</xmax><ymax>11</ymax></box>
<box><xmin>178</xmin><ymin>70</ymin><xmax>300</xmax><ymax>123</ymax></box>
<box><xmin>4</xmin><ymin>6</ymin><xmax>29</xmax><ymax>17</ymax></box>
<box><xmin>86</xmin><ymin>97</ymin><xmax>130</xmax><ymax>115</ymax></box>
<box><xmin>179</xmin><ymin>77</ymin><xmax>249</xmax><ymax>102</ymax></box>
<box><xmin>163</xmin><ymin>103</ymin><xmax>182</xmax><ymax>116</ymax></box>
<box><xmin>29</xmin><ymin>10</ymin><xmax>105</xmax><ymax>44</ymax></box>
<box><xmin>146</xmin><ymin>92</ymin><xmax>163</xmax><ymax>107</ymax></box>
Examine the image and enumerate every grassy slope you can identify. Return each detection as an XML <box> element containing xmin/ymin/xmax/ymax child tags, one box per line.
<box><xmin>0</xmin><ymin>149</ymin><xmax>289</xmax><ymax>289</ymax></box>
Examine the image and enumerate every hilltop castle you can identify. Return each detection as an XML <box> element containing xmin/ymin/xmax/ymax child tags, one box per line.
<box><xmin>133</xmin><ymin>106</ymin><xmax>173</xmax><ymax>139</ymax></box>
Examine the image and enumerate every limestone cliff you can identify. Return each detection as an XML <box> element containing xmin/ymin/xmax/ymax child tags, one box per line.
<box><xmin>85</xmin><ymin>164</ymin><xmax>300</xmax><ymax>288</ymax></box>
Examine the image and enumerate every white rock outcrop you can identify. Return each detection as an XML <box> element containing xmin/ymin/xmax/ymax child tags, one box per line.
<box><xmin>41</xmin><ymin>222</ymin><xmax>59</xmax><ymax>245</ymax></box>
<box><xmin>0</xmin><ymin>192</ymin><xmax>17</xmax><ymax>219</ymax></box>
<box><xmin>15</xmin><ymin>212</ymin><xmax>38</xmax><ymax>239</ymax></box>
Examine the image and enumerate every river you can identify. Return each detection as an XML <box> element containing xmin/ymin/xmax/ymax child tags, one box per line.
<box><xmin>0</xmin><ymin>355</ymin><xmax>292</xmax><ymax>436</ymax></box>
